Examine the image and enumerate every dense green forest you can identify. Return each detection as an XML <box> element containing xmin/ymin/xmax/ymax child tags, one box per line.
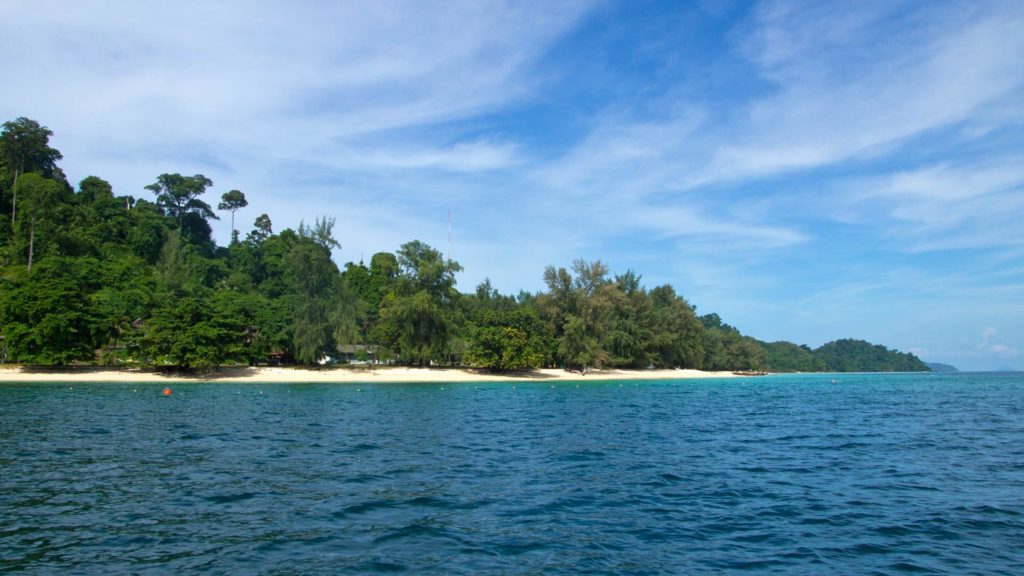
<box><xmin>0</xmin><ymin>118</ymin><xmax>929</xmax><ymax>373</ymax></box>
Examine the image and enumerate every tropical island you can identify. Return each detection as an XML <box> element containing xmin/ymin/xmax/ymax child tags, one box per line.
<box><xmin>0</xmin><ymin>117</ymin><xmax>929</xmax><ymax>378</ymax></box>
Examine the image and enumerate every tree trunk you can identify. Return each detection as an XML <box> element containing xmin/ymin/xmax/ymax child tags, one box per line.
<box><xmin>27</xmin><ymin>216</ymin><xmax>35</xmax><ymax>273</ymax></box>
<box><xmin>10</xmin><ymin>168</ymin><xmax>19</xmax><ymax>225</ymax></box>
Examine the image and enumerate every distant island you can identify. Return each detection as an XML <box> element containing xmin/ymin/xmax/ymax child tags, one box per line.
<box><xmin>0</xmin><ymin>117</ymin><xmax>929</xmax><ymax>374</ymax></box>
<box><xmin>763</xmin><ymin>339</ymin><xmax>930</xmax><ymax>373</ymax></box>
<box><xmin>925</xmin><ymin>362</ymin><xmax>959</xmax><ymax>373</ymax></box>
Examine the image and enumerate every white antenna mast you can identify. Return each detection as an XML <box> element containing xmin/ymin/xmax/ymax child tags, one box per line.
<box><xmin>447</xmin><ymin>209</ymin><xmax>453</xmax><ymax>263</ymax></box>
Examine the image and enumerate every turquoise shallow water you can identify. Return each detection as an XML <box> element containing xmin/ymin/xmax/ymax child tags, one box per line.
<box><xmin>2</xmin><ymin>373</ymin><xmax>1023</xmax><ymax>574</ymax></box>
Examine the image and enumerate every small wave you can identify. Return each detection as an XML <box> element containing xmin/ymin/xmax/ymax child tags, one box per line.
<box><xmin>203</xmin><ymin>492</ymin><xmax>256</xmax><ymax>505</ymax></box>
<box><xmin>344</xmin><ymin>559</ymin><xmax>409</xmax><ymax>572</ymax></box>
<box><xmin>343</xmin><ymin>473</ymin><xmax>384</xmax><ymax>484</ymax></box>
<box><xmin>4</xmin><ymin>372</ymin><xmax>1023</xmax><ymax>575</ymax></box>
<box><xmin>560</xmin><ymin>449</ymin><xmax>606</xmax><ymax>462</ymax></box>
<box><xmin>345</xmin><ymin>442</ymin><xmax>380</xmax><ymax>453</ymax></box>
<box><xmin>887</xmin><ymin>561</ymin><xmax>939</xmax><ymax>573</ymax></box>
<box><xmin>333</xmin><ymin>499</ymin><xmax>399</xmax><ymax>518</ymax></box>
<box><xmin>372</xmin><ymin>522</ymin><xmax>451</xmax><ymax>545</ymax></box>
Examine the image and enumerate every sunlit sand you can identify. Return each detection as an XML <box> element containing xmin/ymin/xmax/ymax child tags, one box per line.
<box><xmin>0</xmin><ymin>366</ymin><xmax>738</xmax><ymax>383</ymax></box>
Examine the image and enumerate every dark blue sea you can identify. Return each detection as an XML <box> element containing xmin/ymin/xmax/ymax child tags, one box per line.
<box><xmin>2</xmin><ymin>373</ymin><xmax>1023</xmax><ymax>575</ymax></box>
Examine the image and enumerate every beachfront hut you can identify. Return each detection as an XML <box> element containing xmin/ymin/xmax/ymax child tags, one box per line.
<box><xmin>336</xmin><ymin>344</ymin><xmax>381</xmax><ymax>365</ymax></box>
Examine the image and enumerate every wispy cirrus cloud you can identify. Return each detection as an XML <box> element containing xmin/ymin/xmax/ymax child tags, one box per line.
<box><xmin>328</xmin><ymin>140</ymin><xmax>523</xmax><ymax>173</ymax></box>
<box><xmin>699</xmin><ymin>0</ymin><xmax>1024</xmax><ymax>183</ymax></box>
<box><xmin>0</xmin><ymin>0</ymin><xmax>599</xmax><ymax>272</ymax></box>
<box><xmin>805</xmin><ymin>156</ymin><xmax>1024</xmax><ymax>255</ymax></box>
<box><xmin>2</xmin><ymin>0</ymin><xmax>1022</xmax><ymax>369</ymax></box>
<box><xmin>533</xmin><ymin>0</ymin><xmax>1024</xmax><ymax>259</ymax></box>
<box><xmin>0</xmin><ymin>0</ymin><xmax>595</xmax><ymax>186</ymax></box>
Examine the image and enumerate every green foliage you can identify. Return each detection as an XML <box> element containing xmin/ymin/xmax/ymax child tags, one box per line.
<box><xmin>249</xmin><ymin>229</ymin><xmax>296</xmax><ymax>299</ymax></box>
<box><xmin>762</xmin><ymin>341</ymin><xmax>826</xmax><ymax>372</ymax></box>
<box><xmin>342</xmin><ymin>252</ymin><xmax>400</xmax><ymax>310</ymax></box>
<box><xmin>126</xmin><ymin>200</ymin><xmax>172</xmax><ymax>263</ymax></box>
<box><xmin>536</xmin><ymin>260</ymin><xmax>707</xmax><ymax>370</ymax></box>
<box><xmin>286</xmin><ymin>237</ymin><xmax>339</xmax><ymax>365</ymax></box>
<box><xmin>558</xmin><ymin>313</ymin><xmax>607</xmax><ymax>370</ymax></box>
<box><xmin>359</xmin><ymin>242</ymin><xmax>463</xmax><ymax>366</ymax></box>
<box><xmin>130</xmin><ymin>232</ymin><xmax>270</xmax><ymax>369</ymax></box>
<box><xmin>702</xmin><ymin>327</ymin><xmax>768</xmax><ymax>371</ymax></box>
<box><xmin>342</xmin><ymin>261</ymin><xmax>373</xmax><ymax>303</ymax></box>
<box><xmin>730</xmin><ymin>335</ymin><xmax>930</xmax><ymax>373</ymax></box>
<box><xmin>812</xmin><ymin>339</ymin><xmax>929</xmax><ymax>372</ymax></box>
<box><xmin>298</xmin><ymin>216</ymin><xmax>341</xmax><ymax>251</ymax></box>
<box><xmin>648</xmin><ymin>285</ymin><xmax>704</xmax><ymax>368</ymax></box>
<box><xmin>466</xmin><ymin>309</ymin><xmax>548</xmax><ymax>371</ymax></box>
<box><xmin>396</xmin><ymin>240</ymin><xmax>462</xmax><ymax>299</ymax></box>
<box><xmin>0</xmin><ymin>257</ymin><xmax>103</xmax><ymax>364</ymax></box>
<box><xmin>537</xmin><ymin>260</ymin><xmax>612</xmax><ymax>369</ymax></box>
<box><xmin>88</xmin><ymin>254</ymin><xmax>157</xmax><ymax>362</ymax></box>
<box><xmin>78</xmin><ymin>176</ymin><xmax>113</xmax><ymax>203</ymax></box>
<box><xmin>375</xmin><ymin>291</ymin><xmax>450</xmax><ymax>366</ymax></box>
<box><xmin>339</xmin><ymin>261</ymin><xmax>379</xmax><ymax>342</ymax></box>
<box><xmin>1</xmin><ymin>118</ymin><xmax>65</xmax><ymax>229</ymax></box>
<box><xmin>68</xmin><ymin>176</ymin><xmax>135</xmax><ymax>259</ymax></box>
<box><xmin>11</xmin><ymin>173</ymin><xmax>68</xmax><ymax>270</ymax></box>
<box><xmin>145</xmin><ymin>173</ymin><xmax>217</xmax><ymax>244</ymax></box>
<box><xmin>141</xmin><ymin>291</ymin><xmax>253</xmax><ymax>369</ymax></box>
<box><xmin>0</xmin><ymin>117</ymin><xmax>63</xmax><ymax>179</ymax></box>
<box><xmin>0</xmin><ymin>117</ymin><xmax>931</xmax><ymax>374</ymax></box>
<box><xmin>0</xmin><ymin>118</ymin><xmax>313</xmax><ymax>368</ymax></box>
<box><xmin>218</xmin><ymin>189</ymin><xmax>248</xmax><ymax>242</ymax></box>
<box><xmin>248</xmin><ymin>213</ymin><xmax>273</xmax><ymax>243</ymax></box>
<box><xmin>369</xmin><ymin>252</ymin><xmax>400</xmax><ymax>303</ymax></box>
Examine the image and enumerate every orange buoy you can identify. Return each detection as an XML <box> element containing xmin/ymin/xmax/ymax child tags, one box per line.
<box><xmin>162</xmin><ymin>387</ymin><xmax>172</xmax><ymax>396</ymax></box>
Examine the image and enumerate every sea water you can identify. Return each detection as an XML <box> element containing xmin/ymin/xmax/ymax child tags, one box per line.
<box><xmin>1</xmin><ymin>373</ymin><xmax>1022</xmax><ymax>574</ymax></box>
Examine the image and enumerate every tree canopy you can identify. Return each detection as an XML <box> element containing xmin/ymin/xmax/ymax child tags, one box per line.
<box><xmin>145</xmin><ymin>173</ymin><xmax>217</xmax><ymax>236</ymax></box>
<box><xmin>0</xmin><ymin>117</ymin><xmax>931</xmax><ymax>374</ymax></box>
<box><xmin>218</xmin><ymin>189</ymin><xmax>248</xmax><ymax>242</ymax></box>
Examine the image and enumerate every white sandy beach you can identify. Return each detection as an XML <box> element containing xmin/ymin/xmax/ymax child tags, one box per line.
<box><xmin>0</xmin><ymin>365</ymin><xmax>738</xmax><ymax>384</ymax></box>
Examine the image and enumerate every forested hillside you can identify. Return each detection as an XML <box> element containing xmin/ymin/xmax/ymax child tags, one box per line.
<box><xmin>0</xmin><ymin>118</ymin><xmax>929</xmax><ymax>372</ymax></box>
<box><xmin>762</xmin><ymin>339</ymin><xmax>930</xmax><ymax>373</ymax></box>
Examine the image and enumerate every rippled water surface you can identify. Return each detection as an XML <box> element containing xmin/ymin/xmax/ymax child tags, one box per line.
<box><xmin>2</xmin><ymin>373</ymin><xmax>1024</xmax><ymax>574</ymax></box>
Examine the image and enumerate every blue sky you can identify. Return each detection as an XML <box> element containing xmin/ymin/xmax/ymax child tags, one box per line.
<box><xmin>2</xmin><ymin>0</ymin><xmax>1022</xmax><ymax>370</ymax></box>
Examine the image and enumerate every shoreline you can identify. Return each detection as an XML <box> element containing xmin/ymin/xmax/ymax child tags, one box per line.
<box><xmin>0</xmin><ymin>365</ymin><xmax>739</xmax><ymax>384</ymax></box>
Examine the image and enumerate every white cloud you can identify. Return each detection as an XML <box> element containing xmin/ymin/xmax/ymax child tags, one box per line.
<box><xmin>342</xmin><ymin>140</ymin><xmax>522</xmax><ymax>173</ymax></box>
<box><xmin>972</xmin><ymin>328</ymin><xmax>1020</xmax><ymax>359</ymax></box>
<box><xmin>534</xmin><ymin>110</ymin><xmax>707</xmax><ymax>193</ymax></box>
<box><xmin>2</xmin><ymin>0</ymin><xmax>1022</xmax><ymax>366</ymax></box>
<box><xmin>624</xmin><ymin>205</ymin><xmax>806</xmax><ymax>247</ymax></box>
<box><xmin>527</xmin><ymin>0</ymin><xmax>1024</xmax><ymax>263</ymax></box>
<box><xmin>0</xmin><ymin>0</ymin><xmax>597</xmax><ymax>246</ymax></box>
<box><xmin>989</xmin><ymin>344</ymin><xmax>1019</xmax><ymax>357</ymax></box>
<box><xmin>980</xmin><ymin>327</ymin><xmax>999</xmax><ymax>349</ymax></box>
<box><xmin>818</xmin><ymin>157</ymin><xmax>1024</xmax><ymax>254</ymax></box>
<box><xmin>880</xmin><ymin>162</ymin><xmax>1024</xmax><ymax>203</ymax></box>
<box><xmin>695</xmin><ymin>1</ymin><xmax>1024</xmax><ymax>185</ymax></box>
